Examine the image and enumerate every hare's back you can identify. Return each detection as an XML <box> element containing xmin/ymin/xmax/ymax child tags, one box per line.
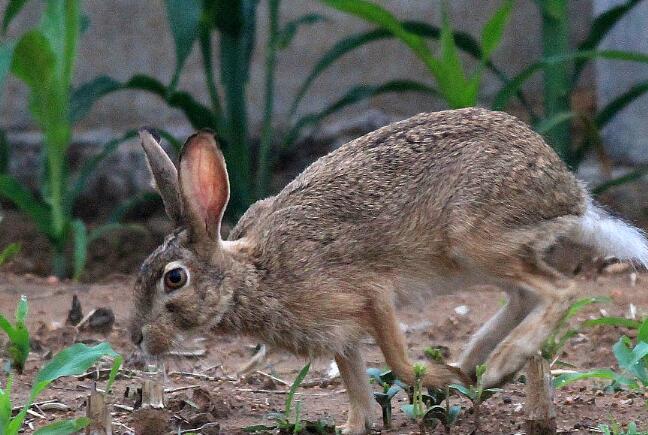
<box><xmin>275</xmin><ymin>108</ymin><xmax>584</xmax><ymax>222</ymax></box>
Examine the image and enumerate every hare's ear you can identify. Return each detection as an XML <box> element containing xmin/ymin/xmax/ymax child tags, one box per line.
<box><xmin>179</xmin><ymin>130</ymin><xmax>229</xmax><ymax>242</ymax></box>
<box><xmin>138</xmin><ymin>128</ymin><xmax>183</xmax><ymax>225</ymax></box>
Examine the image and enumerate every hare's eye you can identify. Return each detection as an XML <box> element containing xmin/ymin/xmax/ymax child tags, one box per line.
<box><xmin>164</xmin><ymin>267</ymin><xmax>187</xmax><ymax>292</ymax></box>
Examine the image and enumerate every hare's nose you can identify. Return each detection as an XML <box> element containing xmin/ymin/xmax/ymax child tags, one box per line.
<box><xmin>131</xmin><ymin>329</ymin><xmax>144</xmax><ymax>347</ymax></box>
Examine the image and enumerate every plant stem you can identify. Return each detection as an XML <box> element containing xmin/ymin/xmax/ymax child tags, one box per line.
<box><xmin>539</xmin><ymin>0</ymin><xmax>572</xmax><ymax>164</ymax></box>
<box><xmin>256</xmin><ymin>0</ymin><xmax>280</xmax><ymax>199</ymax></box>
<box><xmin>219</xmin><ymin>1</ymin><xmax>257</xmax><ymax>218</ymax></box>
<box><xmin>51</xmin><ymin>248</ymin><xmax>67</xmax><ymax>278</ymax></box>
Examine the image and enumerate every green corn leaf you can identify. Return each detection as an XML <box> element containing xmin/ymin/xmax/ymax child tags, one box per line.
<box><xmin>285</xmin><ymin>362</ymin><xmax>310</xmax><ymax>415</ymax></box>
<box><xmin>574</xmin><ymin>0</ymin><xmax>642</xmax><ymax>82</ymax></box>
<box><xmin>277</xmin><ymin>13</ymin><xmax>329</xmax><ymax>49</ymax></box>
<box><xmin>0</xmin><ymin>42</ymin><xmax>15</xmax><ymax>103</ymax></box>
<box><xmin>366</xmin><ymin>367</ymin><xmax>383</xmax><ymax>384</ymax></box>
<box><xmin>71</xmin><ymin>74</ymin><xmax>216</xmax><ymax>130</ymax></box>
<box><xmin>534</xmin><ymin>111</ymin><xmax>577</xmax><ymax>135</ymax></box>
<box><xmin>592</xmin><ymin>166</ymin><xmax>648</xmax><ymax>195</ymax></box>
<box><xmin>33</xmin><ymin>417</ymin><xmax>91</xmax><ymax>435</ymax></box>
<box><xmin>32</xmin><ymin>342</ymin><xmax>118</xmax><ymax>399</ymax></box>
<box><xmin>480</xmin><ymin>0</ymin><xmax>514</xmax><ymax>60</ymax></box>
<box><xmin>553</xmin><ymin>368</ymin><xmax>636</xmax><ymax>389</ymax></box>
<box><xmin>493</xmin><ymin>49</ymin><xmax>648</xmax><ymax>110</ymax></box>
<box><xmin>638</xmin><ymin>318</ymin><xmax>648</xmax><ymax>343</ymax></box>
<box><xmin>71</xmin><ymin>219</ymin><xmax>87</xmax><ymax>281</ymax></box>
<box><xmin>87</xmin><ymin>223</ymin><xmax>146</xmax><ymax>245</ymax></box>
<box><xmin>0</xmin><ymin>243</ymin><xmax>21</xmax><ymax>266</ymax></box>
<box><xmin>10</xmin><ymin>29</ymin><xmax>56</xmax><ymax>94</ymax></box>
<box><xmin>285</xmin><ymin>79</ymin><xmax>438</xmax><ymax>149</ymax></box>
<box><xmin>106</xmin><ymin>355</ymin><xmax>123</xmax><ymax>393</ymax></box>
<box><xmin>596</xmin><ymin>80</ymin><xmax>648</xmax><ymax>128</ymax></box>
<box><xmin>0</xmin><ymin>174</ymin><xmax>52</xmax><ymax>238</ymax></box>
<box><xmin>583</xmin><ymin>316</ymin><xmax>642</xmax><ymax>330</ymax></box>
<box><xmin>69</xmin><ymin>75</ymin><xmax>121</xmax><ymax>123</ymax></box>
<box><xmin>438</xmin><ymin>2</ymin><xmax>468</xmax><ymax>96</ymax></box>
<box><xmin>164</xmin><ymin>0</ymin><xmax>202</xmax><ymax>91</ymax></box>
<box><xmin>2</xmin><ymin>0</ymin><xmax>30</xmax><ymax>33</ymax></box>
<box><xmin>0</xmin><ymin>129</ymin><xmax>9</xmax><ymax>174</ymax></box>
<box><xmin>318</xmin><ymin>0</ymin><xmax>439</xmax><ymax>77</ymax></box>
<box><xmin>565</xmin><ymin>296</ymin><xmax>611</xmax><ymax>320</ymax></box>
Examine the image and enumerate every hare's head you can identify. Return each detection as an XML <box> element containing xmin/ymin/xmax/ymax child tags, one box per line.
<box><xmin>129</xmin><ymin>129</ymin><xmax>252</xmax><ymax>355</ymax></box>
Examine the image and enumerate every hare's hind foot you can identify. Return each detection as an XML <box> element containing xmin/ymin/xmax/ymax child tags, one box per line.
<box><xmin>480</xmin><ymin>273</ymin><xmax>578</xmax><ymax>388</ymax></box>
<box><xmin>335</xmin><ymin>349</ymin><xmax>374</xmax><ymax>435</ymax></box>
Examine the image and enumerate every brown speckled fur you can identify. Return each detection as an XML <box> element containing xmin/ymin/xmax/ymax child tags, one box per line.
<box><xmin>131</xmin><ymin>108</ymin><xmax>587</xmax><ymax>434</ymax></box>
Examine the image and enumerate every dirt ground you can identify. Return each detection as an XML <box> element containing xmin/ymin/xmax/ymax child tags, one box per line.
<box><xmin>0</xmin><ymin>266</ymin><xmax>647</xmax><ymax>434</ymax></box>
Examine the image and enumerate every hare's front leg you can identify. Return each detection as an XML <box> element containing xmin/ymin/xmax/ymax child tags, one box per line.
<box><xmin>335</xmin><ymin>349</ymin><xmax>374</xmax><ymax>434</ymax></box>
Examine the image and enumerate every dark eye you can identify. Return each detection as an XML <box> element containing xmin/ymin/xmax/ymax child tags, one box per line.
<box><xmin>164</xmin><ymin>267</ymin><xmax>187</xmax><ymax>292</ymax></box>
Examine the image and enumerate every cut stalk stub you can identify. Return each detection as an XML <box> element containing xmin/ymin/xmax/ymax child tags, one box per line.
<box><xmin>525</xmin><ymin>355</ymin><xmax>557</xmax><ymax>435</ymax></box>
<box><xmin>86</xmin><ymin>384</ymin><xmax>112</xmax><ymax>435</ymax></box>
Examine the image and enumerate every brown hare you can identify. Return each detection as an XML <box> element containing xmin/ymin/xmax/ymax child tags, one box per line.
<box><xmin>129</xmin><ymin>108</ymin><xmax>648</xmax><ymax>434</ymax></box>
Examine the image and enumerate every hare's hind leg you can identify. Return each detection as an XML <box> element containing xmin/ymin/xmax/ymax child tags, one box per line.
<box><xmin>335</xmin><ymin>348</ymin><xmax>374</xmax><ymax>435</ymax></box>
<box><xmin>480</xmin><ymin>271</ymin><xmax>577</xmax><ymax>388</ymax></box>
<box><xmin>457</xmin><ymin>286</ymin><xmax>535</xmax><ymax>379</ymax></box>
<box><xmin>370</xmin><ymin>295</ymin><xmax>469</xmax><ymax>388</ymax></box>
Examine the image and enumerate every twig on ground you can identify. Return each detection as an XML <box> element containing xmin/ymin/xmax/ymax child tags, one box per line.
<box><xmin>164</xmin><ymin>384</ymin><xmax>201</xmax><ymax>394</ymax></box>
<box><xmin>254</xmin><ymin>370</ymin><xmax>290</xmax><ymax>386</ymax></box>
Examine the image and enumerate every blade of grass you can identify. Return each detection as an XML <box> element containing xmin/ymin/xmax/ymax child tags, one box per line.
<box><xmin>592</xmin><ymin>166</ymin><xmax>648</xmax><ymax>195</ymax></box>
<box><xmin>71</xmin><ymin>219</ymin><xmax>87</xmax><ymax>281</ymax></box>
<box><xmin>285</xmin><ymin>362</ymin><xmax>310</xmax><ymax>416</ymax></box>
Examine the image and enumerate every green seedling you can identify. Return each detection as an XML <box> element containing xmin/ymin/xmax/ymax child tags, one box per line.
<box><xmin>554</xmin><ymin>316</ymin><xmax>648</xmax><ymax>394</ymax></box>
<box><xmin>244</xmin><ymin>362</ymin><xmax>336</xmax><ymax>434</ymax></box>
<box><xmin>367</xmin><ymin>368</ymin><xmax>403</xmax><ymax>429</ymax></box>
<box><xmin>423</xmin><ymin>346</ymin><xmax>445</xmax><ymax>362</ymax></box>
<box><xmin>599</xmin><ymin>421</ymin><xmax>646</xmax><ymax>435</ymax></box>
<box><xmin>542</xmin><ymin>296</ymin><xmax>610</xmax><ymax>365</ymax></box>
<box><xmin>450</xmin><ymin>364</ymin><xmax>501</xmax><ymax>433</ymax></box>
<box><xmin>401</xmin><ymin>363</ymin><xmax>461</xmax><ymax>434</ymax></box>
<box><xmin>0</xmin><ymin>295</ymin><xmax>29</xmax><ymax>373</ymax></box>
<box><xmin>1</xmin><ymin>342</ymin><xmax>120</xmax><ymax>435</ymax></box>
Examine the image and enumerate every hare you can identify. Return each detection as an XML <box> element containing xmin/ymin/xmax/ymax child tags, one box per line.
<box><xmin>129</xmin><ymin>108</ymin><xmax>648</xmax><ymax>434</ymax></box>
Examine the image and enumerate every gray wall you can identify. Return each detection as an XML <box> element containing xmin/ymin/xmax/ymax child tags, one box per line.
<box><xmin>595</xmin><ymin>0</ymin><xmax>648</xmax><ymax>165</ymax></box>
<box><xmin>0</xmin><ymin>0</ymin><xmax>594</xmax><ymax>138</ymax></box>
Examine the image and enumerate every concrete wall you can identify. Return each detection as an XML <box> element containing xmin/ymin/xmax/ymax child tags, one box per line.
<box><xmin>595</xmin><ymin>0</ymin><xmax>648</xmax><ymax>165</ymax></box>
<box><xmin>0</xmin><ymin>0</ymin><xmax>594</xmax><ymax>137</ymax></box>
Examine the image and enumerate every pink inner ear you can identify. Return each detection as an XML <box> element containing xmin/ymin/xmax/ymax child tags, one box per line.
<box><xmin>183</xmin><ymin>135</ymin><xmax>229</xmax><ymax>237</ymax></box>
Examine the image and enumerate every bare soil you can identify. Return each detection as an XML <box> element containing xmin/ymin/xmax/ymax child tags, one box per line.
<box><xmin>0</xmin><ymin>268</ymin><xmax>647</xmax><ymax>434</ymax></box>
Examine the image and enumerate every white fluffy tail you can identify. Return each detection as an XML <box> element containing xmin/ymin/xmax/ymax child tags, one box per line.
<box><xmin>570</xmin><ymin>200</ymin><xmax>648</xmax><ymax>268</ymax></box>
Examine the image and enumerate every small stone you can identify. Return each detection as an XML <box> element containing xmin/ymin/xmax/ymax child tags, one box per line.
<box><xmin>454</xmin><ymin>305</ymin><xmax>469</xmax><ymax>316</ymax></box>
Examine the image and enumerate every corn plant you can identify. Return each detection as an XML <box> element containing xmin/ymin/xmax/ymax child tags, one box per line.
<box><xmin>0</xmin><ymin>342</ymin><xmax>120</xmax><ymax>435</ymax></box>
<box><xmin>73</xmin><ymin>0</ymin><xmax>440</xmax><ymax>220</ymax></box>
<box><xmin>0</xmin><ymin>0</ymin><xmax>157</xmax><ymax>278</ymax></box>
<box><xmin>320</xmin><ymin>0</ymin><xmax>514</xmax><ymax>109</ymax></box>
<box><xmin>0</xmin><ymin>295</ymin><xmax>28</xmax><ymax>374</ymax></box>
<box><xmin>493</xmin><ymin>0</ymin><xmax>648</xmax><ymax>184</ymax></box>
<box><xmin>450</xmin><ymin>364</ymin><xmax>501</xmax><ymax>433</ymax></box>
